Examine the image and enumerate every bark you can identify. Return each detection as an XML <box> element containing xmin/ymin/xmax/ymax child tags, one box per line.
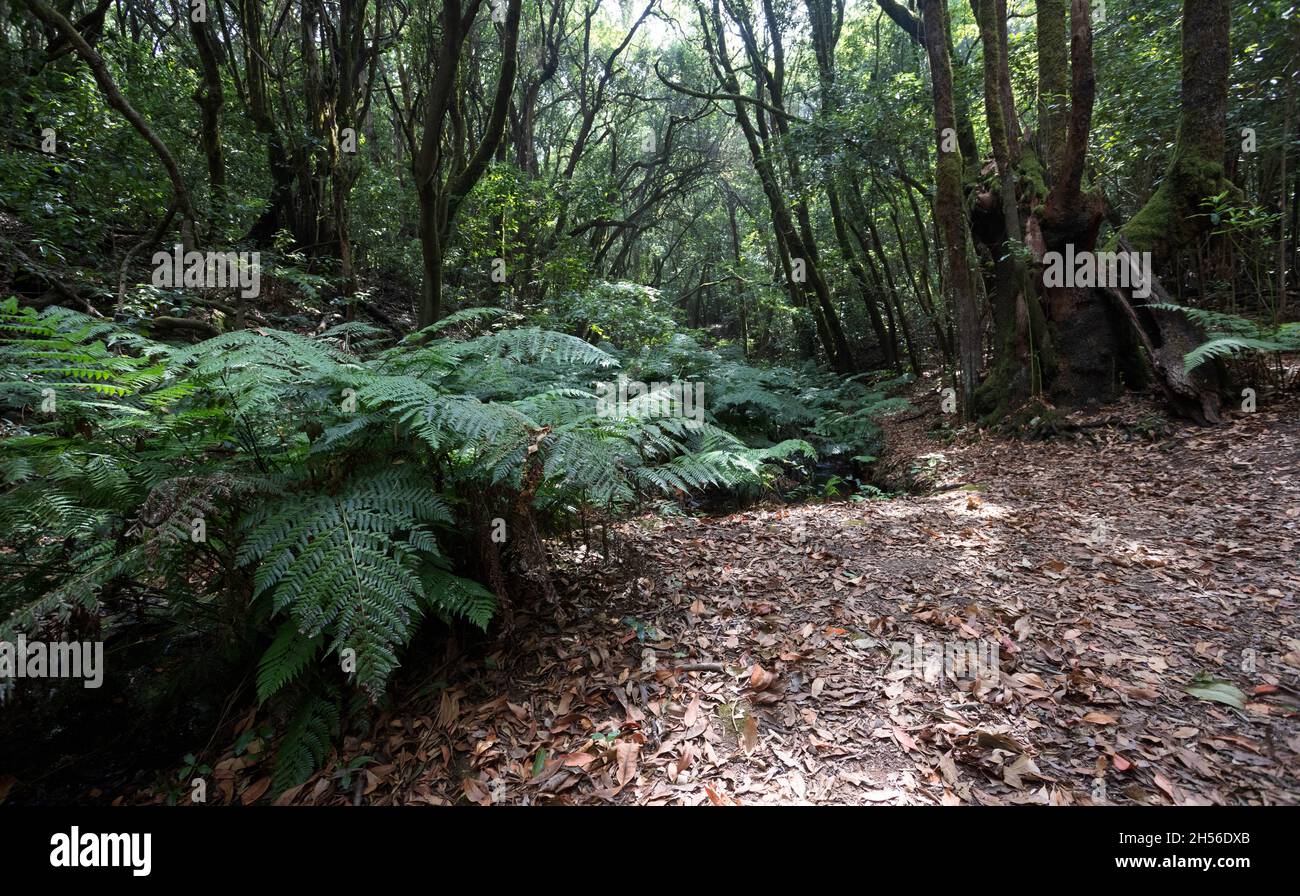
<box><xmin>412</xmin><ymin>0</ymin><xmax>522</xmax><ymax>326</ymax></box>
<box><xmin>920</xmin><ymin>0</ymin><xmax>981</xmax><ymax>414</ymax></box>
<box><xmin>863</xmin><ymin>214</ymin><xmax>905</xmax><ymax>363</ymax></box>
<box><xmin>1104</xmin><ymin>238</ymin><xmax>1222</xmax><ymax>424</ymax></box>
<box><xmin>1118</xmin><ymin>0</ymin><xmax>1231</xmax><ymax>269</ymax></box>
<box><xmin>233</xmin><ymin>0</ymin><xmax>298</xmax><ymax>246</ymax></box>
<box><xmin>1110</xmin><ymin>0</ymin><xmax>1231</xmax><ymax>418</ymax></box>
<box><xmin>1029</xmin><ymin>0</ymin><xmax>1128</xmax><ymax>410</ymax></box>
<box><xmin>1035</xmin><ymin>0</ymin><xmax>1069</xmax><ymax>184</ymax></box>
<box><xmin>972</xmin><ymin>0</ymin><xmax>1049</xmax><ymax>414</ymax></box>
<box><xmin>993</xmin><ymin>0</ymin><xmax>1019</xmax><ymax>157</ymax></box>
<box><xmin>187</xmin><ymin>11</ymin><xmax>226</xmax><ymax>212</ymax></box>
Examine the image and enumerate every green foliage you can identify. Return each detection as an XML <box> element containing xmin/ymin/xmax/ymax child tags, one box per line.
<box><xmin>0</xmin><ymin>298</ymin><xmax>843</xmax><ymax>790</ymax></box>
<box><xmin>272</xmin><ymin>692</ymin><xmax>341</xmax><ymax>793</ymax></box>
<box><xmin>535</xmin><ymin>281</ymin><xmax>676</xmax><ymax>351</ymax></box>
<box><xmin>623</xmin><ymin>335</ymin><xmax>907</xmax><ymax>459</ymax></box>
<box><xmin>1148</xmin><ymin>303</ymin><xmax>1300</xmax><ymax>371</ymax></box>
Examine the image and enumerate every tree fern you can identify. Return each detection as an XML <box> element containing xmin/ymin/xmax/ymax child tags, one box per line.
<box><xmin>257</xmin><ymin>623</ymin><xmax>324</xmax><ymax>704</ymax></box>
<box><xmin>1</xmin><ymin>299</ymin><xmax>873</xmax><ymax>793</ymax></box>
<box><xmin>272</xmin><ymin>691</ymin><xmax>340</xmax><ymax>793</ymax></box>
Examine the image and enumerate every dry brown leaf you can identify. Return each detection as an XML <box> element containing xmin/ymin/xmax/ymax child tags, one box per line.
<box><xmin>241</xmin><ymin>777</ymin><xmax>272</xmax><ymax>805</ymax></box>
<box><xmin>614</xmin><ymin>740</ymin><xmax>641</xmax><ymax>786</ymax></box>
<box><xmin>748</xmin><ymin>664</ymin><xmax>778</xmax><ymax>691</ymax></box>
<box><xmin>683</xmin><ymin>693</ymin><xmax>701</xmax><ymax>728</ymax></box>
<box><xmin>742</xmin><ymin>714</ymin><xmax>759</xmax><ymax>754</ymax></box>
<box><xmin>562</xmin><ymin>752</ymin><xmax>598</xmax><ymax>768</ymax></box>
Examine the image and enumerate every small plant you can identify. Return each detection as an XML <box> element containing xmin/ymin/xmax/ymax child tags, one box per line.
<box><xmin>164</xmin><ymin>753</ymin><xmax>213</xmax><ymax>806</ymax></box>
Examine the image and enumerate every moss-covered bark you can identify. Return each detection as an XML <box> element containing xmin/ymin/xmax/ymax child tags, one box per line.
<box><xmin>922</xmin><ymin>0</ymin><xmax>982</xmax><ymax>416</ymax></box>
<box><xmin>1035</xmin><ymin>0</ymin><xmax>1069</xmax><ymax>184</ymax></box>
<box><xmin>1118</xmin><ymin>0</ymin><xmax>1232</xmax><ymax>269</ymax></box>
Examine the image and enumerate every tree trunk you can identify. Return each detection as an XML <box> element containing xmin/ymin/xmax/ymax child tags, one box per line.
<box><xmin>1035</xmin><ymin>0</ymin><xmax>1069</xmax><ymax>184</ymax></box>
<box><xmin>1118</xmin><ymin>0</ymin><xmax>1231</xmax><ymax>269</ymax></box>
<box><xmin>23</xmin><ymin>0</ymin><xmax>197</xmax><ymax>249</ymax></box>
<box><xmin>188</xmin><ymin>13</ymin><xmax>226</xmax><ymax>214</ymax></box>
<box><xmin>921</xmin><ymin>0</ymin><xmax>981</xmax><ymax>415</ymax></box>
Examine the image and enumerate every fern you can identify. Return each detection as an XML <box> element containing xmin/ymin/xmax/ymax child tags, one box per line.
<box><xmin>1183</xmin><ymin>330</ymin><xmax>1300</xmax><ymax>371</ymax></box>
<box><xmin>258</xmin><ymin>623</ymin><xmax>324</xmax><ymax>704</ymax></box>
<box><xmin>272</xmin><ymin>692</ymin><xmax>340</xmax><ymax>793</ymax></box>
<box><xmin>0</xmin><ymin>299</ymin><xmax>874</xmax><ymax>792</ymax></box>
<box><xmin>238</xmin><ymin>468</ymin><xmax>452</xmax><ymax>697</ymax></box>
<box><xmin>1147</xmin><ymin>304</ymin><xmax>1300</xmax><ymax>371</ymax></box>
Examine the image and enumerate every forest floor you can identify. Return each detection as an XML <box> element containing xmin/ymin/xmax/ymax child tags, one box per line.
<box><xmin>230</xmin><ymin>387</ymin><xmax>1300</xmax><ymax>806</ymax></box>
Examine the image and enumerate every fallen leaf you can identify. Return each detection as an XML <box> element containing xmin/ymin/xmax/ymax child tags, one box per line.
<box><xmin>748</xmin><ymin>664</ymin><xmax>778</xmax><ymax>691</ymax></box>
<box><xmin>614</xmin><ymin>740</ymin><xmax>640</xmax><ymax>786</ymax></box>
<box><xmin>241</xmin><ymin>777</ymin><xmax>272</xmax><ymax>805</ymax></box>
<box><xmin>742</xmin><ymin>714</ymin><xmax>759</xmax><ymax>754</ymax></box>
<box><xmin>1185</xmin><ymin>677</ymin><xmax>1246</xmax><ymax>710</ymax></box>
<box><xmin>683</xmin><ymin>693</ymin><xmax>701</xmax><ymax>727</ymax></box>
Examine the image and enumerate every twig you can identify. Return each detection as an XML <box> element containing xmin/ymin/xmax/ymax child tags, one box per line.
<box><xmin>117</xmin><ymin>201</ymin><xmax>176</xmax><ymax>305</ymax></box>
<box><xmin>670</xmin><ymin>662</ymin><xmax>727</xmax><ymax>673</ymax></box>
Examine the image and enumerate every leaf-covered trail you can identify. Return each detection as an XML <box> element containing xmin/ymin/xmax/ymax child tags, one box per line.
<box><xmin>299</xmin><ymin>397</ymin><xmax>1300</xmax><ymax>805</ymax></box>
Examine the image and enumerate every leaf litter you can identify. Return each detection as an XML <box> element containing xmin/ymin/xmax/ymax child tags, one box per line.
<box><xmin>175</xmin><ymin>393</ymin><xmax>1300</xmax><ymax>806</ymax></box>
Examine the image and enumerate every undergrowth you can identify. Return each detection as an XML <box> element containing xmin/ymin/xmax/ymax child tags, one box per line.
<box><xmin>0</xmin><ymin>299</ymin><xmax>905</xmax><ymax>793</ymax></box>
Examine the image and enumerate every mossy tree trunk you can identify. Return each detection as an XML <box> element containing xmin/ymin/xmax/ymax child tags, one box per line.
<box><xmin>972</xmin><ymin>0</ymin><xmax>1054</xmax><ymax>419</ymax></box>
<box><xmin>920</xmin><ymin>0</ymin><xmax>982</xmax><ymax>416</ymax></box>
<box><xmin>1118</xmin><ymin>0</ymin><xmax>1231</xmax><ymax>268</ymax></box>
<box><xmin>973</xmin><ymin>0</ymin><xmax>1145</xmax><ymax>418</ymax></box>
<box><xmin>1035</xmin><ymin>0</ymin><xmax>1069</xmax><ymax>185</ymax></box>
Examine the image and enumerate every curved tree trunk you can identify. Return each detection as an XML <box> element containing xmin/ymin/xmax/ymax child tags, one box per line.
<box><xmin>22</xmin><ymin>0</ymin><xmax>198</xmax><ymax>250</ymax></box>
<box><xmin>1119</xmin><ymin>0</ymin><xmax>1231</xmax><ymax>268</ymax></box>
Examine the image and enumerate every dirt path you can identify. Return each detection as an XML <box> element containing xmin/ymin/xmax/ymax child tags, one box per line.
<box><xmin>283</xmin><ymin>396</ymin><xmax>1300</xmax><ymax>806</ymax></box>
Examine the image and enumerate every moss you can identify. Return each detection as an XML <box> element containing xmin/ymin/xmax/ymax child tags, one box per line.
<box><xmin>1114</xmin><ymin>178</ymin><xmax>1176</xmax><ymax>254</ymax></box>
<box><xmin>1115</xmin><ymin>149</ymin><xmax>1234</xmax><ymax>262</ymax></box>
<box><xmin>974</xmin><ymin>263</ymin><xmax>1056</xmax><ymax>425</ymax></box>
<box><xmin>1017</xmin><ymin>150</ymin><xmax>1048</xmax><ymax>204</ymax></box>
<box><xmin>1008</xmin><ymin>399</ymin><xmax>1065</xmax><ymax>437</ymax></box>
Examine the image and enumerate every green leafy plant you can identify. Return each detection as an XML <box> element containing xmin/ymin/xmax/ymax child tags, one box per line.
<box><xmin>1148</xmin><ymin>303</ymin><xmax>1300</xmax><ymax>372</ymax></box>
<box><xmin>0</xmin><ymin>299</ymin><xmax>827</xmax><ymax>791</ymax></box>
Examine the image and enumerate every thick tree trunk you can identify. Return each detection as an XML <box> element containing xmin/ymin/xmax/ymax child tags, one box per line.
<box><xmin>972</xmin><ymin>0</ymin><xmax>1053</xmax><ymax>416</ymax></box>
<box><xmin>1032</xmin><ymin>0</ymin><xmax>1129</xmax><ymax>409</ymax></box>
<box><xmin>1119</xmin><ymin>0</ymin><xmax>1231</xmax><ymax>269</ymax></box>
<box><xmin>1110</xmin><ymin>0</ymin><xmax>1231</xmax><ymax>420</ymax></box>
